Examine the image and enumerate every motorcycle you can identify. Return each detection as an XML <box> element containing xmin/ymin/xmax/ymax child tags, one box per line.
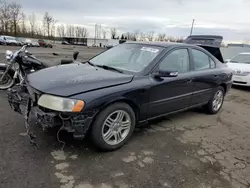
<box><xmin>0</xmin><ymin>45</ymin><xmax>79</xmax><ymax>90</ymax></box>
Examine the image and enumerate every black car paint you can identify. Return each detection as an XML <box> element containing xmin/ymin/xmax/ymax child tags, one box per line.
<box><xmin>14</xmin><ymin>41</ymin><xmax>232</xmax><ymax>139</ymax></box>
<box><xmin>27</xmin><ymin>63</ymin><xmax>134</xmax><ymax>97</ymax></box>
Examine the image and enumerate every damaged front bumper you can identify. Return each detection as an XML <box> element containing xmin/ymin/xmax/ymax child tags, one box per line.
<box><xmin>7</xmin><ymin>84</ymin><xmax>97</xmax><ymax>143</ymax></box>
<box><xmin>33</xmin><ymin>106</ymin><xmax>95</xmax><ymax>139</ymax></box>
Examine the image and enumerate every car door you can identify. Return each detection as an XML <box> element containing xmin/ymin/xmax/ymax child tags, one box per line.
<box><xmin>189</xmin><ymin>48</ymin><xmax>220</xmax><ymax>106</ymax></box>
<box><xmin>148</xmin><ymin>48</ymin><xmax>194</xmax><ymax>119</ymax></box>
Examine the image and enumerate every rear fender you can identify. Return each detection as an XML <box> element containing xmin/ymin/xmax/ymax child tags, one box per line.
<box><xmin>0</xmin><ymin>63</ymin><xmax>15</xmax><ymax>77</ymax></box>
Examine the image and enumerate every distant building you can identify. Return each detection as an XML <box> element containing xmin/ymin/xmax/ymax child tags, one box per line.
<box><xmin>227</xmin><ymin>43</ymin><xmax>250</xmax><ymax>48</ymax></box>
<box><xmin>62</xmin><ymin>37</ymin><xmax>120</xmax><ymax>47</ymax></box>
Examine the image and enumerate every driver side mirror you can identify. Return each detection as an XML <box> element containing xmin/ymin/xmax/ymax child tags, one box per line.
<box><xmin>73</xmin><ymin>51</ymin><xmax>79</xmax><ymax>60</ymax></box>
<box><xmin>153</xmin><ymin>69</ymin><xmax>179</xmax><ymax>78</ymax></box>
<box><xmin>224</xmin><ymin>59</ymin><xmax>230</xmax><ymax>63</ymax></box>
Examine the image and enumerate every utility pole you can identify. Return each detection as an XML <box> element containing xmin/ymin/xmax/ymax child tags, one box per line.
<box><xmin>190</xmin><ymin>19</ymin><xmax>195</xmax><ymax>36</ymax></box>
<box><xmin>94</xmin><ymin>24</ymin><xmax>97</xmax><ymax>45</ymax></box>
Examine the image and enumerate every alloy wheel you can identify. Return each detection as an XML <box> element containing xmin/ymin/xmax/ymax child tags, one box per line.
<box><xmin>102</xmin><ymin>110</ymin><xmax>131</xmax><ymax>146</ymax></box>
<box><xmin>212</xmin><ymin>90</ymin><xmax>223</xmax><ymax>111</ymax></box>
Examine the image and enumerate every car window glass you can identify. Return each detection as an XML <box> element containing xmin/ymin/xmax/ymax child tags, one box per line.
<box><xmin>210</xmin><ymin>58</ymin><xmax>216</xmax><ymax>68</ymax></box>
<box><xmin>159</xmin><ymin>49</ymin><xmax>189</xmax><ymax>73</ymax></box>
<box><xmin>90</xmin><ymin>44</ymin><xmax>163</xmax><ymax>73</ymax></box>
<box><xmin>231</xmin><ymin>54</ymin><xmax>250</xmax><ymax>64</ymax></box>
<box><xmin>192</xmin><ymin>49</ymin><xmax>210</xmax><ymax>70</ymax></box>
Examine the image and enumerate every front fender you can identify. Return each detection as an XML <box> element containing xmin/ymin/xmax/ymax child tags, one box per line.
<box><xmin>0</xmin><ymin>63</ymin><xmax>15</xmax><ymax>77</ymax></box>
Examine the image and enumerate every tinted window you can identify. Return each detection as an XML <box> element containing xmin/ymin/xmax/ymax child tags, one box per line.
<box><xmin>192</xmin><ymin>49</ymin><xmax>210</xmax><ymax>70</ymax></box>
<box><xmin>159</xmin><ymin>49</ymin><xmax>189</xmax><ymax>73</ymax></box>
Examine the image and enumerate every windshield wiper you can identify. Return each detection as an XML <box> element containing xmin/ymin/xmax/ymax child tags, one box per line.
<box><xmin>97</xmin><ymin>65</ymin><xmax>123</xmax><ymax>73</ymax></box>
<box><xmin>85</xmin><ymin>60</ymin><xmax>97</xmax><ymax>67</ymax></box>
<box><xmin>230</xmin><ymin>60</ymin><xmax>238</xmax><ymax>63</ymax></box>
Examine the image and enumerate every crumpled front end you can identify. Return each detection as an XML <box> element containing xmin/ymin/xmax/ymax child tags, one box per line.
<box><xmin>7</xmin><ymin>84</ymin><xmax>97</xmax><ymax>145</ymax></box>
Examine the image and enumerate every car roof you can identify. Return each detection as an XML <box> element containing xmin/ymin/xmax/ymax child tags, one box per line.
<box><xmin>125</xmin><ymin>41</ymin><xmax>190</xmax><ymax>48</ymax></box>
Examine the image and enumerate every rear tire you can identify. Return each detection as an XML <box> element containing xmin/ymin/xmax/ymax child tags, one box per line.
<box><xmin>205</xmin><ymin>86</ymin><xmax>225</xmax><ymax>114</ymax></box>
<box><xmin>0</xmin><ymin>71</ymin><xmax>14</xmax><ymax>90</ymax></box>
<box><xmin>90</xmin><ymin>102</ymin><xmax>136</xmax><ymax>151</ymax></box>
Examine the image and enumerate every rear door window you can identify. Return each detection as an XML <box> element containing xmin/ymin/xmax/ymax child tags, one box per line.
<box><xmin>191</xmin><ymin>49</ymin><xmax>211</xmax><ymax>70</ymax></box>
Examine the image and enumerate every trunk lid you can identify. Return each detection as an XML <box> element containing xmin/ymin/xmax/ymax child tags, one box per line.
<box><xmin>184</xmin><ymin>35</ymin><xmax>224</xmax><ymax>63</ymax></box>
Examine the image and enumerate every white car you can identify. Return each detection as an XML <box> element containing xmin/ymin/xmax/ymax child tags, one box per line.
<box><xmin>0</xmin><ymin>35</ymin><xmax>19</xmax><ymax>46</ymax></box>
<box><xmin>226</xmin><ymin>52</ymin><xmax>250</xmax><ymax>86</ymax></box>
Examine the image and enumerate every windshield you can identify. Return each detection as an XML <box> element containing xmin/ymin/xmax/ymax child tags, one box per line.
<box><xmin>230</xmin><ymin>54</ymin><xmax>250</xmax><ymax>64</ymax></box>
<box><xmin>90</xmin><ymin>43</ymin><xmax>163</xmax><ymax>73</ymax></box>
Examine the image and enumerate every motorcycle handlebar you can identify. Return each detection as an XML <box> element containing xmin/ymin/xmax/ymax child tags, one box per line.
<box><xmin>10</xmin><ymin>45</ymin><xmax>28</xmax><ymax>63</ymax></box>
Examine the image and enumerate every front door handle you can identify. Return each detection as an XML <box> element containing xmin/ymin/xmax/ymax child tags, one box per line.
<box><xmin>185</xmin><ymin>78</ymin><xmax>193</xmax><ymax>83</ymax></box>
<box><xmin>214</xmin><ymin>74</ymin><xmax>218</xmax><ymax>78</ymax></box>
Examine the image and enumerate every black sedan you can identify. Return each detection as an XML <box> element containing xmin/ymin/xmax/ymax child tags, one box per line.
<box><xmin>7</xmin><ymin>36</ymin><xmax>233</xmax><ymax>151</ymax></box>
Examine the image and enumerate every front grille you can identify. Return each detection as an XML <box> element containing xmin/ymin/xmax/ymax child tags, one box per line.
<box><xmin>233</xmin><ymin>81</ymin><xmax>247</xmax><ymax>84</ymax></box>
<box><xmin>232</xmin><ymin>71</ymin><xmax>250</xmax><ymax>76</ymax></box>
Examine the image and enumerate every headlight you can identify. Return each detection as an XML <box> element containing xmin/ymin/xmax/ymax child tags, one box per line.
<box><xmin>5</xmin><ymin>50</ymin><xmax>13</xmax><ymax>61</ymax></box>
<box><xmin>38</xmin><ymin>94</ymin><xmax>85</xmax><ymax>112</ymax></box>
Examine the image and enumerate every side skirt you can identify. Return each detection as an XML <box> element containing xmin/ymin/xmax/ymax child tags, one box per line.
<box><xmin>138</xmin><ymin>102</ymin><xmax>208</xmax><ymax>126</ymax></box>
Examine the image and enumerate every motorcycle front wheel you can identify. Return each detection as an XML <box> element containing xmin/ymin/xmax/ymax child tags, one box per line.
<box><xmin>0</xmin><ymin>71</ymin><xmax>14</xmax><ymax>90</ymax></box>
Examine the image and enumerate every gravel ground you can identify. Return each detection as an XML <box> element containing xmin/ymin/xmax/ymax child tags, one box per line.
<box><xmin>0</xmin><ymin>45</ymin><xmax>250</xmax><ymax>188</ymax></box>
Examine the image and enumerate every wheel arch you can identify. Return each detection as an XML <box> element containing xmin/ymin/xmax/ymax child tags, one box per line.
<box><xmin>220</xmin><ymin>83</ymin><xmax>227</xmax><ymax>93</ymax></box>
<box><xmin>92</xmin><ymin>98</ymin><xmax>140</xmax><ymax>125</ymax></box>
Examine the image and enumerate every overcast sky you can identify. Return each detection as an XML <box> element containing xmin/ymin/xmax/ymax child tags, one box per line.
<box><xmin>18</xmin><ymin>0</ymin><xmax>250</xmax><ymax>42</ymax></box>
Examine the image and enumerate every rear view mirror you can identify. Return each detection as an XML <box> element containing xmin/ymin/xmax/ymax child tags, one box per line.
<box><xmin>73</xmin><ymin>51</ymin><xmax>79</xmax><ymax>60</ymax></box>
<box><xmin>154</xmin><ymin>69</ymin><xmax>179</xmax><ymax>78</ymax></box>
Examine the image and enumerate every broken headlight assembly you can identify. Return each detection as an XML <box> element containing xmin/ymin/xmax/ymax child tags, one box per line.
<box><xmin>38</xmin><ymin>94</ymin><xmax>85</xmax><ymax>112</ymax></box>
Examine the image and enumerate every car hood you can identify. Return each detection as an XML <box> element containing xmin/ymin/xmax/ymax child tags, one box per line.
<box><xmin>27</xmin><ymin>63</ymin><xmax>134</xmax><ymax>97</ymax></box>
<box><xmin>227</xmin><ymin>62</ymin><xmax>250</xmax><ymax>71</ymax></box>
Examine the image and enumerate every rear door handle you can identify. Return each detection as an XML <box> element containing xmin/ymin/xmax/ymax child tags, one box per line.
<box><xmin>214</xmin><ymin>74</ymin><xmax>218</xmax><ymax>77</ymax></box>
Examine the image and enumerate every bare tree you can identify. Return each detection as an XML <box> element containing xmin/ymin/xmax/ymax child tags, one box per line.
<box><xmin>36</xmin><ymin>23</ymin><xmax>43</xmax><ymax>36</ymax></box>
<box><xmin>43</xmin><ymin>12</ymin><xmax>54</xmax><ymax>37</ymax></box>
<box><xmin>28</xmin><ymin>12</ymin><xmax>36</xmax><ymax>36</ymax></box>
<box><xmin>145</xmin><ymin>31</ymin><xmax>155</xmax><ymax>41</ymax></box>
<box><xmin>20</xmin><ymin>12</ymin><xmax>26</xmax><ymax>34</ymax></box>
<box><xmin>79</xmin><ymin>26</ymin><xmax>88</xmax><ymax>38</ymax></box>
<box><xmin>0</xmin><ymin>1</ymin><xmax>11</xmax><ymax>34</ymax></box>
<box><xmin>50</xmin><ymin>19</ymin><xmax>57</xmax><ymax>37</ymax></box>
<box><xmin>57</xmin><ymin>24</ymin><xmax>66</xmax><ymax>38</ymax></box>
<box><xmin>165</xmin><ymin>36</ymin><xmax>176</xmax><ymax>42</ymax></box>
<box><xmin>75</xmin><ymin>26</ymin><xmax>81</xmax><ymax>38</ymax></box>
<box><xmin>157</xmin><ymin>33</ymin><xmax>166</xmax><ymax>41</ymax></box>
<box><xmin>102</xmin><ymin>28</ymin><xmax>107</xmax><ymax>39</ymax></box>
<box><xmin>9</xmin><ymin>2</ymin><xmax>21</xmax><ymax>36</ymax></box>
<box><xmin>140</xmin><ymin>32</ymin><xmax>145</xmax><ymax>41</ymax></box>
<box><xmin>175</xmin><ymin>37</ymin><xmax>184</xmax><ymax>43</ymax></box>
<box><xmin>67</xmin><ymin>24</ymin><xmax>75</xmax><ymax>37</ymax></box>
<box><xmin>133</xmin><ymin>30</ymin><xmax>140</xmax><ymax>41</ymax></box>
<box><xmin>124</xmin><ymin>32</ymin><xmax>136</xmax><ymax>41</ymax></box>
<box><xmin>110</xmin><ymin>28</ymin><xmax>117</xmax><ymax>39</ymax></box>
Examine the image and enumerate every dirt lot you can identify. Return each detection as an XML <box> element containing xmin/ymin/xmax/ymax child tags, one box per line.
<box><xmin>0</xmin><ymin>45</ymin><xmax>250</xmax><ymax>188</ymax></box>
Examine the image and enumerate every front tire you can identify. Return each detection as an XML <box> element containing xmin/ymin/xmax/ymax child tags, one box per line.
<box><xmin>205</xmin><ymin>86</ymin><xmax>225</xmax><ymax>114</ymax></box>
<box><xmin>0</xmin><ymin>71</ymin><xmax>14</xmax><ymax>90</ymax></box>
<box><xmin>91</xmin><ymin>102</ymin><xmax>136</xmax><ymax>151</ymax></box>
